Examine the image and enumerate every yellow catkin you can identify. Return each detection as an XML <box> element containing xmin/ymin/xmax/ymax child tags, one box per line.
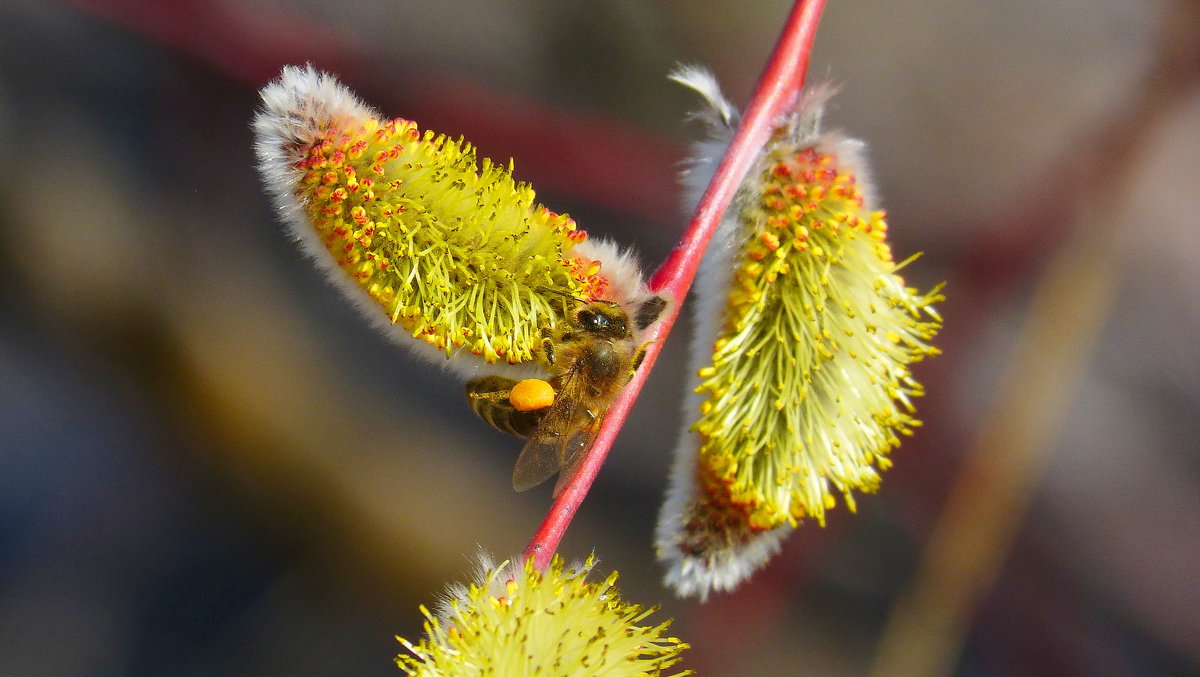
<box><xmin>256</xmin><ymin>66</ymin><xmax>615</xmax><ymax>369</ymax></box>
<box><xmin>396</xmin><ymin>554</ymin><xmax>691</xmax><ymax>676</ymax></box>
<box><xmin>293</xmin><ymin>119</ymin><xmax>601</xmax><ymax>364</ymax></box>
<box><xmin>693</xmin><ymin>144</ymin><xmax>943</xmax><ymax>529</ymax></box>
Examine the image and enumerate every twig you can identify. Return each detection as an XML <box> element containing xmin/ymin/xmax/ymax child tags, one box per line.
<box><xmin>523</xmin><ymin>0</ymin><xmax>828</xmax><ymax>570</ymax></box>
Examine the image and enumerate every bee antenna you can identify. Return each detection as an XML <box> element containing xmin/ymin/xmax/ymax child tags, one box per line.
<box><xmin>536</xmin><ymin>285</ymin><xmax>591</xmax><ymax>305</ymax></box>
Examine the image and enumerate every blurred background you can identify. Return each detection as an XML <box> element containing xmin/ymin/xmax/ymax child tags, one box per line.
<box><xmin>1</xmin><ymin>0</ymin><xmax>1197</xmax><ymax>674</ymax></box>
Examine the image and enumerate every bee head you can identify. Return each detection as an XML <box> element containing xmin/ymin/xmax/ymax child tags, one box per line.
<box><xmin>575</xmin><ymin>302</ymin><xmax>629</xmax><ymax>339</ymax></box>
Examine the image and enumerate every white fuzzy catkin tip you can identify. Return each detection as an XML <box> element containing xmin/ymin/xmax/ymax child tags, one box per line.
<box><xmin>656</xmin><ymin>436</ymin><xmax>792</xmax><ymax>601</ymax></box>
<box><xmin>254</xmin><ymin>64</ymin><xmax>377</xmax><ymax>223</ymax></box>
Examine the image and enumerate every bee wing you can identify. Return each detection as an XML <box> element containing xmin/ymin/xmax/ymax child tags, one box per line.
<box><xmin>511</xmin><ymin>365</ymin><xmax>593</xmax><ymax>492</ymax></box>
<box><xmin>550</xmin><ymin>425</ymin><xmax>601</xmax><ymax>499</ymax></box>
<box><xmin>511</xmin><ymin>395</ymin><xmax>587</xmax><ymax>492</ymax></box>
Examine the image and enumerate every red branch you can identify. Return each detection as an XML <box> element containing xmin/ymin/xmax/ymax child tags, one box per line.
<box><xmin>58</xmin><ymin>0</ymin><xmax>686</xmax><ymax>224</ymax></box>
<box><xmin>523</xmin><ymin>0</ymin><xmax>827</xmax><ymax>570</ymax></box>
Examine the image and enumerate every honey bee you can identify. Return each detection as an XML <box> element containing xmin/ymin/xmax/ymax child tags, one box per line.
<box><xmin>466</xmin><ymin>295</ymin><xmax>667</xmax><ymax>494</ymax></box>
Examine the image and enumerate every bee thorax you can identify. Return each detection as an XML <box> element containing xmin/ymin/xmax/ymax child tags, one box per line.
<box><xmin>583</xmin><ymin>342</ymin><xmax>625</xmax><ymax>383</ymax></box>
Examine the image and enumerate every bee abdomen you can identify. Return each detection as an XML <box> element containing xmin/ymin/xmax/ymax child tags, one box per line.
<box><xmin>468</xmin><ymin>398</ymin><xmax>544</xmax><ymax>437</ymax></box>
<box><xmin>466</xmin><ymin>376</ymin><xmax>546</xmax><ymax>438</ymax></box>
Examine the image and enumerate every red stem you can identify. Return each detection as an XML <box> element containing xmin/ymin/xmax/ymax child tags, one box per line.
<box><xmin>523</xmin><ymin>0</ymin><xmax>827</xmax><ymax>569</ymax></box>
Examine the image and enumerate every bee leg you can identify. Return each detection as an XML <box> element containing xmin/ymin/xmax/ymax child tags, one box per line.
<box><xmin>629</xmin><ymin>341</ymin><xmax>655</xmax><ymax>375</ymax></box>
<box><xmin>634</xmin><ymin>295</ymin><xmax>668</xmax><ymax>331</ymax></box>
<box><xmin>630</xmin><ymin>347</ymin><xmax>646</xmax><ymax>374</ymax></box>
<box><xmin>468</xmin><ymin>389</ymin><xmax>512</xmax><ymax>403</ymax></box>
<box><xmin>465</xmin><ymin>375</ymin><xmax>518</xmax><ymax>402</ymax></box>
<box><xmin>541</xmin><ymin>334</ymin><xmax>556</xmax><ymax>366</ymax></box>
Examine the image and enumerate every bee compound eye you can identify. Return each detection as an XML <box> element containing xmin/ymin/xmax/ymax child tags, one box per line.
<box><xmin>577</xmin><ymin>309</ymin><xmax>599</xmax><ymax>330</ymax></box>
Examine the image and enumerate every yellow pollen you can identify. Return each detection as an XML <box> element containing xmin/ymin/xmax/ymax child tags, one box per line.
<box><xmin>510</xmin><ymin>379</ymin><xmax>555</xmax><ymax>412</ymax></box>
